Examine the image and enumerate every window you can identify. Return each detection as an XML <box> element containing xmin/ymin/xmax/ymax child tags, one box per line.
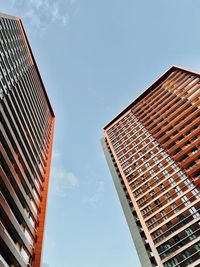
<box><xmin>159</xmin><ymin>183</ymin><xmax>165</xmax><ymax>191</ymax></box>
<box><xmin>194</xmin><ymin>242</ymin><xmax>200</xmax><ymax>253</ymax></box>
<box><xmin>157</xmin><ymin>146</ymin><xmax>163</xmax><ymax>152</ymax></box>
<box><xmin>192</xmin><ymin>188</ymin><xmax>200</xmax><ymax>198</ymax></box>
<box><xmin>178</xmin><ymin>171</ymin><xmax>187</xmax><ymax>180</ymax></box>
<box><xmin>147</xmin><ymin>216</ymin><xmax>158</xmax><ymax>229</ymax></box>
<box><xmin>161</xmin><ymin>151</ymin><xmax>168</xmax><ymax>157</ymax></box>
<box><xmin>160</xmin><ymin>210</ymin><xmax>168</xmax><ymax>220</ymax></box>
<box><xmin>149</xmin><ymin>169</ymin><xmax>155</xmax><ymax>176</ymax></box>
<box><xmin>148</xmin><ymin>150</ymin><xmax>153</xmax><ymax>156</ymax></box>
<box><xmin>158</xmin><ymin>163</ymin><xmax>164</xmax><ymax>170</ymax></box>
<box><xmin>182</xmin><ymin>250</ymin><xmax>192</xmax><ymax>262</ymax></box>
<box><xmin>153</xmin><ymin>156</ymin><xmax>159</xmax><ymax>163</ymax></box>
<box><xmin>164</xmin><ymin>192</ymin><xmax>172</xmax><ymax>202</ymax></box>
<box><xmin>174</xmin><ymin>186</ymin><xmax>182</xmax><ymax>195</ymax></box>
<box><xmin>164</xmin><ymin>257</ymin><xmax>179</xmax><ymax>267</ymax></box>
<box><xmin>119</xmin><ymin>156</ymin><xmax>126</xmax><ymax>163</ymax></box>
<box><xmin>134</xmin><ymin>162</ymin><xmax>139</xmax><ymax>167</ymax></box>
<box><xmin>166</xmin><ymin>221</ymin><xmax>175</xmax><ymax>232</ymax></box>
<box><xmin>163</xmin><ymin>170</ymin><xmax>170</xmax><ymax>178</ymax></box>
<box><xmin>185</xmin><ymin>227</ymin><xmax>196</xmax><ymax>240</ymax></box>
<box><xmin>131</xmin><ymin>156</ymin><xmax>135</xmax><ymax>161</ymax></box>
<box><xmin>128</xmin><ymin>151</ymin><xmax>133</xmax><ymax>156</ymax></box>
<box><xmin>172</xmin><ymin>163</ymin><xmax>179</xmax><ymax>171</ymax></box>
<box><xmin>125</xmin><ymin>167</ymin><xmax>132</xmax><ymax>174</ymax></box>
<box><xmin>178</xmin><ymin>214</ymin><xmax>186</xmax><ymax>225</ymax></box>
<box><xmin>171</xmin><ymin>203</ymin><xmax>179</xmax><ymax>213</ymax></box>
<box><xmin>134</xmin><ymin>188</ymin><xmax>143</xmax><ymax>197</ymax></box>
<box><xmin>158</xmin><ymin>243</ymin><xmax>171</xmax><ymax>258</ymax></box>
<box><xmin>146</xmin><ymin>146</ymin><xmax>151</xmax><ymax>152</ymax></box>
<box><xmin>169</xmin><ymin>177</ymin><xmax>176</xmax><ymax>186</ymax></box>
<box><xmin>117</xmin><ymin>151</ymin><xmax>123</xmax><ymax>157</ymax></box>
<box><xmin>166</xmin><ymin>157</ymin><xmax>174</xmax><ymax>164</ymax></box>
<box><xmin>141</xmin><ymin>174</ymin><xmax>146</xmax><ymax>181</ymax></box>
<box><xmin>130</xmin><ymin>180</ymin><xmax>138</xmax><ymax>189</ymax></box>
<box><xmin>181</xmin><ymin>195</ymin><xmax>190</xmax><ymax>206</ymax></box>
<box><xmin>154</xmin><ymin>199</ymin><xmax>162</xmax><ymax>208</ymax></box>
<box><xmin>189</xmin><ymin>206</ymin><xmax>200</xmax><ymax>219</ymax></box>
<box><xmin>142</xmin><ymin>156</ymin><xmax>146</xmax><ymax>162</ymax></box>
<box><xmin>153</xmin><ymin>140</ymin><xmax>158</xmax><ymax>146</ymax></box>
<box><xmin>184</xmin><ymin>179</ymin><xmax>193</xmax><ymax>188</ymax></box>
<box><xmin>135</xmin><ymin>145</ymin><xmax>139</xmax><ymax>151</ymax></box>
<box><xmin>153</xmin><ymin>228</ymin><xmax>163</xmax><ymax>239</ymax></box>
<box><xmin>145</xmin><ymin>162</ymin><xmax>151</xmax><ymax>169</ymax></box>
<box><xmin>150</xmin><ymin>190</ymin><xmax>155</xmax><ymax>198</ymax></box>
<box><xmin>146</xmin><ymin>182</ymin><xmax>151</xmax><ymax>189</ymax></box>
<box><xmin>142</xmin><ymin>205</ymin><xmax>152</xmax><ymax>215</ymax></box>
<box><xmin>122</xmin><ymin>161</ymin><xmax>129</xmax><ymax>169</ymax></box>
<box><xmin>137</xmin><ymin>196</ymin><xmax>147</xmax><ymax>206</ymax></box>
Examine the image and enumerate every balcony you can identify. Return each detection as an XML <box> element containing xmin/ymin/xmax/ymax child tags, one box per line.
<box><xmin>193</xmin><ymin>176</ymin><xmax>200</xmax><ymax>188</ymax></box>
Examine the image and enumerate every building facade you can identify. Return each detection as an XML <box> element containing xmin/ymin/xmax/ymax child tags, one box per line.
<box><xmin>0</xmin><ymin>13</ymin><xmax>55</xmax><ymax>267</ymax></box>
<box><xmin>102</xmin><ymin>66</ymin><xmax>200</xmax><ymax>267</ymax></box>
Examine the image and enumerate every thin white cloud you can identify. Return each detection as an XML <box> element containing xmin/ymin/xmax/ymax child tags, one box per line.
<box><xmin>51</xmin><ymin>167</ymin><xmax>79</xmax><ymax>197</ymax></box>
<box><xmin>83</xmin><ymin>180</ymin><xmax>105</xmax><ymax>207</ymax></box>
<box><xmin>52</xmin><ymin>150</ymin><xmax>61</xmax><ymax>160</ymax></box>
<box><xmin>11</xmin><ymin>0</ymin><xmax>77</xmax><ymax>29</ymax></box>
<box><xmin>61</xmin><ymin>15</ymin><xmax>70</xmax><ymax>25</ymax></box>
<box><xmin>30</xmin><ymin>0</ymin><xmax>43</xmax><ymax>9</ymax></box>
<box><xmin>70</xmin><ymin>0</ymin><xmax>77</xmax><ymax>5</ymax></box>
<box><xmin>50</xmin><ymin>150</ymin><xmax>79</xmax><ymax>197</ymax></box>
<box><xmin>52</xmin><ymin>3</ymin><xmax>59</xmax><ymax>22</ymax></box>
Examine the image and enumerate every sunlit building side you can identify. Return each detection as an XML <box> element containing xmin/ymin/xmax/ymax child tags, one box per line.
<box><xmin>102</xmin><ymin>66</ymin><xmax>200</xmax><ymax>267</ymax></box>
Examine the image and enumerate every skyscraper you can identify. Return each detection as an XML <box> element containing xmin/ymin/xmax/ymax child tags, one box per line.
<box><xmin>0</xmin><ymin>13</ymin><xmax>55</xmax><ymax>267</ymax></box>
<box><xmin>102</xmin><ymin>66</ymin><xmax>200</xmax><ymax>267</ymax></box>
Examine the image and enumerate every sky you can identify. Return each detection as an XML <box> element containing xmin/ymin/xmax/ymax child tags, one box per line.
<box><xmin>1</xmin><ymin>1</ymin><xmax>200</xmax><ymax>267</ymax></box>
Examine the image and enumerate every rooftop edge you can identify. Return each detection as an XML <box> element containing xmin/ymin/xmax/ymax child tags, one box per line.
<box><xmin>0</xmin><ymin>12</ymin><xmax>55</xmax><ymax>118</ymax></box>
<box><xmin>103</xmin><ymin>65</ymin><xmax>200</xmax><ymax>130</ymax></box>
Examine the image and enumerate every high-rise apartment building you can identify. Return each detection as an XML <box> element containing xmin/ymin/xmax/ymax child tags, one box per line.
<box><xmin>0</xmin><ymin>13</ymin><xmax>55</xmax><ymax>267</ymax></box>
<box><xmin>102</xmin><ymin>66</ymin><xmax>200</xmax><ymax>267</ymax></box>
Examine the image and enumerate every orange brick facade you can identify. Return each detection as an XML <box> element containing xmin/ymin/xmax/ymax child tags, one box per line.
<box><xmin>103</xmin><ymin>66</ymin><xmax>200</xmax><ymax>267</ymax></box>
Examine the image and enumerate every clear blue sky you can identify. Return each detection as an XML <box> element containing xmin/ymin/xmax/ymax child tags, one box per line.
<box><xmin>1</xmin><ymin>1</ymin><xmax>200</xmax><ymax>267</ymax></box>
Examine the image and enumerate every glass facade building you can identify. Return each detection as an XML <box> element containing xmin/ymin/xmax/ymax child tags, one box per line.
<box><xmin>0</xmin><ymin>13</ymin><xmax>55</xmax><ymax>266</ymax></box>
<box><xmin>102</xmin><ymin>66</ymin><xmax>200</xmax><ymax>267</ymax></box>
